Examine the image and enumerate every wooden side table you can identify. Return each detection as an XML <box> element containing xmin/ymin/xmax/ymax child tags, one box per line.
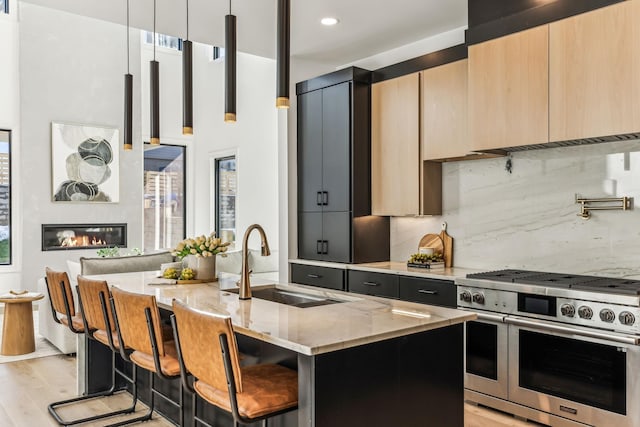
<box><xmin>0</xmin><ymin>293</ymin><xmax>44</xmax><ymax>356</ymax></box>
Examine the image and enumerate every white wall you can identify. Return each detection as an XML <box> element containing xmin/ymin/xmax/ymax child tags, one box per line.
<box><xmin>140</xmin><ymin>42</ymin><xmax>279</xmax><ymax>254</ymax></box>
<box><xmin>0</xmin><ymin>8</ymin><xmax>21</xmax><ymax>292</ymax></box>
<box><xmin>392</xmin><ymin>141</ymin><xmax>640</xmax><ymax>277</ymax></box>
<box><xmin>19</xmin><ymin>3</ymin><xmax>143</xmax><ymax>291</ymax></box>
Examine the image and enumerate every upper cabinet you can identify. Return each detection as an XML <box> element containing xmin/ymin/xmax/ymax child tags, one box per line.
<box><xmin>371</xmin><ymin>73</ymin><xmax>421</xmax><ymax>216</ymax></box>
<box><xmin>549</xmin><ymin>1</ymin><xmax>640</xmax><ymax>141</ymax></box>
<box><xmin>468</xmin><ymin>25</ymin><xmax>549</xmax><ymax>151</ymax></box>
<box><xmin>422</xmin><ymin>59</ymin><xmax>469</xmax><ymax>160</ymax></box>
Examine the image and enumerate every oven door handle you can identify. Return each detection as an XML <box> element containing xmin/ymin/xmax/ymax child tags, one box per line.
<box><xmin>505</xmin><ymin>316</ymin><xmax>640</xmax><ymax>346</ymax></box>
<box><xmin>459</xmin><ymin>309</ymin><xmax>506</xmax><ymax>323</ymax></box>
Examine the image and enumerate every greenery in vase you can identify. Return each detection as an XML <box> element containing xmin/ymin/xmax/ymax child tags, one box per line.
<box><xmin>172</xmin><ymin>232</ymin><xmax>230</xmax><ymax>259</ymax></box>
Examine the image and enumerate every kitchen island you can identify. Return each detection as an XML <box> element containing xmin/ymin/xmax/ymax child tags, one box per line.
<box><xmin>83</xmin><ymin>271</ymin><xmax>475</xmax><ymax>427</ymax></box>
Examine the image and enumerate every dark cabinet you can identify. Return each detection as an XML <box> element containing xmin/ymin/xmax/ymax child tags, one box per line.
<box><xmin>290</xmin><ymin>263</ymin><xmax>345</xmax><ymax>291</ymax></box>
<box><xmin>348</xmin><ymin>270</ymin><xmax>399</xmax><ymax>299</ymax></box>
<box><xmin>398</xmin><ymin>276</ymin><xmax>456</xmax><ymax>308</ymax></box>
<box><xmin>297</xmin><ymin>67</ymin><xmax>389</xmax><ymax>263</ymax></box>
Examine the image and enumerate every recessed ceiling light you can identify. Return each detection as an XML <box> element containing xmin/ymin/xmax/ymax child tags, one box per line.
<box><xmin>321</xmin><ymin>17</ymin><xmax>339</xmax><ymax>26</ymax></box>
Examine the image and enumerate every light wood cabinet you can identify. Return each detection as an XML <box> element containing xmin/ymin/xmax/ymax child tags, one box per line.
<box><xmin>371</xmin><ymin>73</ymin><xmax>420</xmax><ymax>216</ymax></box>
<box><xmin>549</xmin><ymin>1</ymin><xmax>640</xmax><ymax>141</ymax></box>
<box><xmin>422</xmin><ymin>59</ymin><xmax>469</xmax><ymax>160</ymax></box>
<box><xmin>468</xmin><ymin>25</ymin><xmax>549</xmax><ymax>151</ymax></box>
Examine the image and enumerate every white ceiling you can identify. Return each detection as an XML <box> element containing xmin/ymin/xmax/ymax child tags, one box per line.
<box><xmin>20</xmin><ymin>0</ymin><xmax>467</xmax><ymax>66</ymax></box>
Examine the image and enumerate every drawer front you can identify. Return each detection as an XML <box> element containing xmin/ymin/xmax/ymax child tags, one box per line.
<box><xmin>398</xmin><ymin>276</ymin><xmax>456</xmax><ymax>308</ymax></box>
<box><xmin>348</xmin><ymin>270</ymin><xmax>399</xmax><ymax>298</ymax></box>
<box><xmin>290</xmin><ymin>264</ymin><xmax>345</xmax><ymax>291</ymax></box>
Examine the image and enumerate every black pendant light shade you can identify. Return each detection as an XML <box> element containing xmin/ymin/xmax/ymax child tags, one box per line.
<box><xmin>150</xmin><ymin>60</ymin><xmax>160</xmax><ymax>144</ymax></box>
<box><xmin>276</xmin><ymin>0</ymin><xmax>290</xmax><ymax>109</ymax></box>
<box><xmin>150</xmin><ymin>0</ymin><xmax>160</xmax><ymax>145</ymax></box>
<box><xmin>124</xmin><ymin>73</ymin><xmax>133</xmax><ymax>150</ymax></box>
<box><xmin>225</xmin><ymin>13</ymin><xmax>237</xmax><ymax>122</ymax></box>
<box><xmin>123</xmin><ymin>0</ymin><xmax>133</xmax><ymax>151</ymax></box>
<box><xmin>183</xmin><ymin>40</ymin><xmax>193</xmax><ymax>134</ymax></box>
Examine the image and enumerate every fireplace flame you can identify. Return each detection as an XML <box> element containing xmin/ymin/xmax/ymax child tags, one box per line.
<box><xmin>60</xmin><ymin>235</ymin><xmax>107</xmax><ymax>247</ymax></box>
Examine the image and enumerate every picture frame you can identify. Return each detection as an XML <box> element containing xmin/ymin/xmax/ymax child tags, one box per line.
<box><xmin>51</xmin><ymin>122</ymin><xmax>119</xmax><ymax>203</ymax></box>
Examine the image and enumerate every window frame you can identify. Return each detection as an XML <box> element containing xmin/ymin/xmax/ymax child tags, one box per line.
<box><xmin>0</xmin><ymin>129</ymin><xmax>12</xmax><ymax>266</ymax></box>
<box><xmin>211</xmin><ymin>150</ymin><xmax>238</xmax><ymax>245</ymax></box>
<box><xmin>1</xmin><ymin>0</ymin><xmax>8</xmax><ymax>15</ymax></box>
<box><xmin>143</xmin><ymin>142</ymin><xmax>187</xmax><ymax>252</ymax></box>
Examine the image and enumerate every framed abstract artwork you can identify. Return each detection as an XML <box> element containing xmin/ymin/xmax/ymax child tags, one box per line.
<box><xmin>51</xmin><ymin>122</ymin><xmax>119</xmax><ymax>203</ymax></box>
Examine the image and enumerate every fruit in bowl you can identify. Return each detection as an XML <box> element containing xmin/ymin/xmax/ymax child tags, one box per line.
<box><xmin>409</xmin><ymin>253</ymin><xmax>443</xmax><ymax>264</ymax></box>
<box><xmin>162</xmin><ymin>267</ymin><xmax>180</xmax><ymax>279</ymax></box>
<box><xmin>179</xmin><ymin>267</ymin><xmax>195</xmax><ymax>280</ymax></box>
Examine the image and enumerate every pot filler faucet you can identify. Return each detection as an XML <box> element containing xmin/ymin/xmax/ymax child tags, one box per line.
<box><xmin>239</xmin><ymin>224</ymin><xmax>271</xmax><ymax>300</ymax></box>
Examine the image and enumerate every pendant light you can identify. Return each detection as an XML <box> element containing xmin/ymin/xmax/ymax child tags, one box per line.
<box><xmin>150</xmin><ymin>0</ymin><xmax>160</xmax><ymax>145</ymax></box>
<box><xmin>182</xmin><ymin>0</ymin><xmax>193</xmax><ymax>135</ymax></box>
<box><xmin>276</xmin><ymin>0</ymin><xmax>290</xmax><ymax>109</ymax></box>
<box><xmin>225</xmin><ymin>0</ymin><xmax>237</xmax><ymax>122</ymax></box>
<box><xmin>124</xmin><ymin>0</ymin><xmax>133</xmax><ymax>150</ymax></box>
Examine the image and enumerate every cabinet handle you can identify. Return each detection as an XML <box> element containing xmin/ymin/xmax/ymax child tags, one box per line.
<box><xmin>316</xmin><ymin>240</ymin><xmax>323</xmax><ymax>254</ymax></box>
<box><xmin>363</xmin><ymin>281</ymin><xmax>379</xmax><ymax>287</ymax></box>
<box><xmin>418</xmin><ymin>289</ymin><xmax>438</xmax><ymax>295</ymax></box>
<box><xmin>323</xmin><ymin>191</ymin><xmax>329</xmax><ymax>206</ymax></box>
<box><xmin>307</xmin><ymin>274</ymin><xmax>321</xmax><ymax>279</ymax></box>
<box><xmin>316</xmin><ymin>192</ymin><xmax>323</xmax><ymax>206</ymax></box>
<box><xmin>322</xmin><ymin>240</ymin><xmax>329</xmax><ymax>254</ymax></box>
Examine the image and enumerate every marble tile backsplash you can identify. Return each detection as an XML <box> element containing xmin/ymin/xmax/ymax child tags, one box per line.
<box><xmin>391</xmin><ymin>140</ymin><xmax>640</xmax><ymax>278</ymax></box>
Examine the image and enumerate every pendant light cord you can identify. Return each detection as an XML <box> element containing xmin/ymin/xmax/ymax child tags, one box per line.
<box><xmin>153</xmin><ymin>0</ymin><xmax>156</xmax><ymax>61</ymax></box>
<box><xmin>126</xmin><ymin>0</ymin><xmax>130</xmax><ymax>73</ymax></box>
<box><xmin>229</xmin><ymin>0</ymin><xmax>231</xmax><ymax>15</ymax></box>
<box><xmin>186</xmin><ymin>0</ymin><xmax>189</xmax><ymax>40</ymax></box>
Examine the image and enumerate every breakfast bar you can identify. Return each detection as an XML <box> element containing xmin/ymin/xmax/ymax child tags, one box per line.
<box><xmin>83</xmin><ymin>271</ymin><xmax>475</xmax><ymax>427</ymax></box>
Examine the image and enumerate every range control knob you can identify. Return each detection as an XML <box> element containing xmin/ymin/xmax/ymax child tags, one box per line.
<box><xmin>472</xmin><ymin>293</ymin><xmax>485</xmax><ymax>305</ymax></box>
<box><xmin>578</xmin><ymin>306</ymin><xmax>593</xmax><ymax>319</ymax></box>
<box><xmin>560</xmin><ymin>304</ymin><xmax>575</xmax><ymax>317</ymax></box>
<box><xmin>600</xmin><ymin>309</ymin><xmax>616</xmax><ymax>323</ymax></box>
<box><xmin>619</xmin><ymin>311</ymin><xmax>636</xmax><ymax>326</ymax></box>
<box><xmin>459</xmin><ymin>291</ymin><xmax>472</xmax><ymax>303</ymax></box>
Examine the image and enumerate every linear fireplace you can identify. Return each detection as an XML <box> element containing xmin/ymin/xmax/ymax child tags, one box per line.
<box><xmin>41</xmin><ymin>223</ymin><xmax>127</xmax><ymax>251</ymax></box>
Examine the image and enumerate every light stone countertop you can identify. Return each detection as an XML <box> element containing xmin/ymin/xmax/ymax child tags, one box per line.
<box><xmin>87</xmin><ymin>270</ymin><xmax>476</xmax><ymax>356</ymax></box>
<box><xmin>289</xmin><ymin>259</ymin><xmax>482</xmax><ymax>281</ymax></box>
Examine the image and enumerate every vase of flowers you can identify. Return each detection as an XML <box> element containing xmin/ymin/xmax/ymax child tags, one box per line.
<box><xmin>172</xmin><ymin>232</ymin><xmax>230</xmax><ymax>281</ymax></box>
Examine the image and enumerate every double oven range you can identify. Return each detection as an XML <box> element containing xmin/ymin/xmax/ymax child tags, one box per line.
<box><xmin>457</xmin><ymin>269</ymin><xmax>640</xmax><ymax>427</ymax></box>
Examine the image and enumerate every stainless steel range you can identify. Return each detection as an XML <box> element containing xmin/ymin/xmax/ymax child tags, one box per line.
<box><xmin>456</xmin><ymin>270</ymin><xmax>640</xmax><ymax>427</ymax></box>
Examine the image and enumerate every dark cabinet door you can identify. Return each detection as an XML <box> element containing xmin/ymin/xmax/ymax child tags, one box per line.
<box><xmin>322</xmin><ymin>212</ymin><xmax>351</xmax><ymax>263</ymax></box>
<box><xmin>321</xmin><ymin>82</ymin><xmax>351</xmax><ymax>213</ymax></box>
<box><xmin>398</xmin><ymin>277</ymin><xmax>456</xmax><ymax>308</ymax></box>
<box><xmin>348</xmin><ymin>270</ymin><xmax>399</xmax><ymax>298</ymax></box>
<box><xmin>290</xmin><ymin>264</ymin><xmax>345</xmax><ymax>291</ymax></box>
<box><xmin>298</xmin><ymin>89</ymin><xmax>324</xmax><ymax>213</ymax></box>
<box><xmin>298</xmin><ymin>212</ymin><xmax>323</xmax><ymax>260</ymax></box>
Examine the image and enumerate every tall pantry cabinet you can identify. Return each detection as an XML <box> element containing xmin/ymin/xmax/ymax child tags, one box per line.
<box><xmin>296</xmin><ymin>67</ymin><xmax>389</xmax><ymax>263</ymax></box>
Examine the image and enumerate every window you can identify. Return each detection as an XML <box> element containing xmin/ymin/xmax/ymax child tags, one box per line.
<box><xmin>143</xmin><ymin>143</ymin><xmax>186</xmax><ymax>252</ymax></box>
<box><xmin>215</xmin><ymin>156</ymin><xmax>236</xmax><ymax>244</ymax></box>
<box><xmin>0</xmin><ymin>130</ymin><xmax>11</xmax><ymax>265</ymax></box>
<box><xmin>142</xmin><ymin>31</ymin><xmax>182</xmax><ymax>51</ymax></box>
<box><xmin>1</xmin><ymin>0</ymin><xmax>8</xmax><ymax>14</ymax></box>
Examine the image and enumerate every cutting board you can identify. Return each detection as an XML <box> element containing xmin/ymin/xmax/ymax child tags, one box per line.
<box><xmin>418</xmin><ymin>233</ymin><xmax>444</xmax><ymax>256</ymax></box>
<box><xmin>440</xmin><ymin>222</ymin><xmax>453</xmax><ymax>268</ymax></box>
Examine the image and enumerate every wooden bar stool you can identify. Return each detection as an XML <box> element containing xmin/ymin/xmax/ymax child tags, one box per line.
<box><xmin>44</xmin><ymin>269</ymin><xmax>134</xmax><ymax>426</ymax></box>
<box><xmin>75</xmin><ymin>276</ymin><xmax>144</xmax><ymax>426</ymax></box>
<box><xmin>110</xmin><ymin>286</ymin><xmax>185</xmax><ymax>426</ymax></box>
<box><xmin>171</xmin><ymin>299</ymin><xmax>298</xmax><ymax>426</ymax></box>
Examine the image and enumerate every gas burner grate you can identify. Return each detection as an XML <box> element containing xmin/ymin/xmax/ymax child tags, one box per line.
<box><xmin>516</xmin><ymin>273</ymin><xmax>601</xmax><ymax>288</ymax></box>
<box><xmin>466</xmin><ymin>269</ymin><xmax>545</xmax><ymax>283</ymax></box>
<box><xmin>571</xmin><ymin>278</ymin><xmax>640</xmax><ymax>296</ymax></box>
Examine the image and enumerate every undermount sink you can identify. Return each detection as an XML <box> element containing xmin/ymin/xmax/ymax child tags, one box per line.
<box><xmin>226</xmin><ymin>286</ymin><xmax>345</xmax><ymax>308</ymax></box>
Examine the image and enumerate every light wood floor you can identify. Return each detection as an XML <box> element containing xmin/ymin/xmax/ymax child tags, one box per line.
<box><xmin>0</xmin><ymin>355</ymin><xmax>541</xmax><ymax>426</ymax></box>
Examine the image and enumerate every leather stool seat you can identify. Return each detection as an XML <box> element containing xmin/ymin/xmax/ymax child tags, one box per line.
<box><xmin>60</xmin><ymin>314</ymin><xmax>85</xmax><ymax>331</ymax></box>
